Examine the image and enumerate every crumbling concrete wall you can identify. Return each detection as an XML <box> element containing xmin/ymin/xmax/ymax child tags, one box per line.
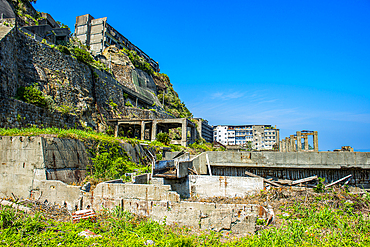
<box><xmin>0</xmin><ymin>136</ymin><xmax>88</xmax><ymax>198</ymax></box>
<box><xmin>150</xmin><ymin>175</ymin><xmax>263</xmax><ymax>198</ymax></box>
<box><xmin>193</xmin><ymin>151</ymin><xmax>370</xmax><ymax>188</ymax></box>
<box><xmin>0</xmin><ymin>136</ymin><xmax>45</xmax><ymax>198</ymax></box>
<box><xmin>81</xmin><ymin>182</ymin><xmax>258</xmax><ymax>235</ymax></box>
<box><xmin>188</xmin><ymin>175</ymin><xmax>263</xmax><ymax>198</ymax></box>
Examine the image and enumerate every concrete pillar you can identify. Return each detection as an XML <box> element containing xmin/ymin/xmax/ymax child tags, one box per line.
<box><xmin>304</xmin><ymin>135</ymin><xmax>309</xmax><ymax>150</ymax></box>
<box><xmin>313</xmin><ymin>131</ymin><xmax>319</xmax><ymax>151</ymax></box>
<box><xmin>280</xmin><ymin>140</ymin><xmax>284</xmax><ymax>152</ymax></box>
<box><xmin>140</xmin><ymin>121</ymin><xmax>145</xmax><ymax>140</ymax></box>
<box><xmin>297</xmin><ymin>131</ymin><xmax>302</xmax><ymax>151</ymax></box>
<box><xmin>285</xmin><ymin>137</ymin><xmax>290</xmax><ymax>152</ymax></box>
<box><xmin>151</xmin><ymin>120</ymin><xmax>157</xmax><ymax>141</ymax></box>
<box><xmin>191</xmin><ymin>126</ymin><xmax>196</xmax><ymax>144</ymax></box>
<box><xmin>290</xmin><ymin>135</ymin><xmax>295</xmax><ymax>152</ymax></box>
<box><xmin>181</xmin><ymin>119</ymin><xmax>187</xmax><ymax>147</ymax></box>
<box><xmin>114</xmin><ymin>124</ymin><xmax>119</xmax><ymax>137</ymax></box>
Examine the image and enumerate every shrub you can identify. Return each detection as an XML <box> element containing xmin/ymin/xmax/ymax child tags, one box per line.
<box><xmin>57</xmin><ymin>45</ymin><xmax>71</xmax><ymax>55</ymax></box>
<box><xmin>156</xmin><ymin>132</ymin><xmax>170</xmax><ymax>146</ymax></box>
<box><xmin>89</xmin><ymin>143</ymin><xmax>148</xmax><ymax>180</ymax></box>
<box><xmin>15</xmin><ymin>83</ymin><xmax>48</xmax><ymax>108</ymax></box>
<box><xmin>72</xmin><ymin>47</ymin><xmax>94</xmax><ymax>64</ymax></box>
<box><xmin>125</xmin><ymin>101</ymin><xmax>133</xmax><ymax>107</ymax></box>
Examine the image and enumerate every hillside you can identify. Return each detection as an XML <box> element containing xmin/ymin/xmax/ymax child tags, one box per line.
<box><xmin>0</xmin><ymin>0</ymin><xmax>192</xmax><ymax>133</ymax></box>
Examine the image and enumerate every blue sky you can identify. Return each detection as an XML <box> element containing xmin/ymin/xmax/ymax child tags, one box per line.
<box><xmin>34</xmin><ymin>0</ymin><xmax>370</xmax><ymax>151</ymax></box>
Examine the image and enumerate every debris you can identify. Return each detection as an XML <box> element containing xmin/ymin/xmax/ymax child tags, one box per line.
<box><xmin>265</xmin><ymin>205</ymin><xmax>275</xmax><ymax>226</ymax></box>
<box><xmin>172</xmin><ymin>150</ymin><xmax>186</xmax><ymax>160</ymax></box>
<box><xmin>325</xmin><ymin>174</ymin><xmax>352</xmax><ymax>188</ymax></box>
<box><xmin>144</xmin><ymin>240</ymin><xmax>155</xmax><ymax>245</ymax></box>
<box><xmin>291</xmin><ymin>175</ymin><xmax>318</xmax><ymax>185</ymax></box>
<box><xmin>245</xmin><ymin>171</ymin><xmax>281</xmax><ymax>187</ymax></box>
<box><xmin>0</xmin><ymin>200</ymin><xmax>32</xmax><ymax>213</ymax></box>
<box><xmin>152</xmin><ymin>174</ymin><xmax>177</xmax><ymax>179</ymax></box>
<box><xmin>206</xmin><ymin>154</ymin><xmax>212</xmax><ymax>176</ymax></box>
<box><xmin>72</xmin><ymin>209</ymin><xmax>97</xmax><ymax>223</ymax></box>
<box><xmin>188</xmin><ymin>167</ymin><xmax>198</xmax><ymax>175</ymax></box>
<box><xmin>78</xmin><ymin>229</ymin><xmax>102</xmax><ymax>238</ymax></box>
<box><xmin>81</xmin><ymin>182</ymin><xmax>91</xmax><ymax>192</ymax></box>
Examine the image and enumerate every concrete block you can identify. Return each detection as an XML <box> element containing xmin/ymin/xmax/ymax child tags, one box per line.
<box><xmin>31</xmin><ymin>180</ymin><xmax>82</xmax><ymax>210</ymax></box>
<box><xmin>188</xmin><ymin>175</ymin><xmax>263</xmax><ymax>198</ymax></box>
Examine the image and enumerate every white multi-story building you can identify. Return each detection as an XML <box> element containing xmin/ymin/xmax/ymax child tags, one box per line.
<box><xmin>214</xmin><ymin>125</ymin><xmax>280</xmax><ymax>150</ymax></box>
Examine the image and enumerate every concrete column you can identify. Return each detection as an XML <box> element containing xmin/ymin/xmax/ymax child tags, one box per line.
<box><xmin>151</xmin><ymin>120</ymin><xmax>157</xmax><ymax>141</ymax></box>
<box><xmin>290</xmin><ymin>135</ymin><xmax>295</xmax><ymax>152</ymax></box>
<box><xmin>304</xmin><ymin>135</ymin><xmax>309</xmax><ymax>150</ymax></box>
<box><xmin>181</xmin><ymin>119</ymin><xmax>187</xmax><ymax>147</ymax></box>
<box><xmin>191</xmin><ymin>126</ymin><xmax>196</xmax><ymax>144</ymax></box>
<box><xmin>297</xmin><ymin>131</ymin><xmax>302</xmax><ymax>152</ymax></box>
<box><xmin>280</xmin><ymin>140</ymin><xmax>284</xmax><ymax>152</ymax></box>
<box><xmin>114</xmin><ymin>124</ymin><xmax>119</xmax><ymax>137</ymax></box>
<box><xmin>313</xmin><ymin>131</ymin><xmax>319</xmax><ymax>152</ymax></box>
<box><xmin>140</xmin><ymin>121</ymin><xmax>145</xmax><ymax>140</ymax></box>
<box><xmin>285</xmin><ymin>137</ymin><xmax>290</xmax><ymax>152</ymax></box>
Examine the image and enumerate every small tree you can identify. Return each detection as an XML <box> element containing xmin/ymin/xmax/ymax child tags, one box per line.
<box><xmin>156</xmin><ymin>132</ymin><xmax>170</xmax><ymax>146</ymax></box>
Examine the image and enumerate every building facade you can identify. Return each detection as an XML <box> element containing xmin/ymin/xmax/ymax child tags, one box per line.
<box><xmin>75</xmin><ymin>14</ymin><xmax>159</xmax><ymax>72</ymax></box>
<box><xmin>214</xmin><ymin>125</ymin><xmax>279</xmax><ymax>150</ymax></box>
<box><xmin>194</xmin><ymin>118</ymin><xmax>213</xmax><ymax>143</ymax></box>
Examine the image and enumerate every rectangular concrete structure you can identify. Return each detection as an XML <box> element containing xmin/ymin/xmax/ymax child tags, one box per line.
<box><xmin>109</xmin><ymin>118</ymin><xmax>196</xmax><ymax>146</ymax></box>
<box><xmin>191</xmin><ymin>151</ymin><xmax>370</xmax><ymax>188</ymax></box>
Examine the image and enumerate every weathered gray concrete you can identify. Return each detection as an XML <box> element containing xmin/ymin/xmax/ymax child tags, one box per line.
<box><xmin>187</xmin><ymin>175</ymin><xmax>263</xmax><ymax>198</ymax></box>
<box><xmin>81</xmin><ymin>182</ymin><xmax>258</xmax><ymax>235</ymax></box>
<box><xmin>0</xmin><ymin>136</ymin><xmax>88</xmax><ymax>198</ymax></box>
<box><xmin>192</xmin><ymin>151</ymin><xmax>370</xmax><ymax>188</ymax></box>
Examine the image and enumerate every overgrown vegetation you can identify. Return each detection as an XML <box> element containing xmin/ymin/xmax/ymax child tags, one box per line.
<box><xmin>0</xmin><ymin>127</ymin><xmax>151</xmax><ymax>184</ymax></box>
<box><xmin>1</xmin><ymin>188</ymin><xmax>369</xmax><ymax>246</ymax></box>
<box><xmin>156</xmin><ymin>132</ymin><xmax>171</xmax><ymax>146</ymax></box>
<box><xmin>89</xmin><ymin>143</ymin><xmax>149</xmax><ymax>181</ymax></box>
<box><xmin>15</xmin><ymin>83</ymin><xmax>55</xmax><ymax>110</ymax></box>
<box><xmin>121</xmin><ymin>48</ymin><xmax>155</xmax><ymax>76</ymax></box>
<box><xmin>155</xmin><ymin>73</ymin><xmax>193</xmax><ymax>118</ymax></box>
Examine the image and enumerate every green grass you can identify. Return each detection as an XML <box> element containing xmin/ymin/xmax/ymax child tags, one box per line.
<box><xmin>0</xmin><ymin>127</ymin><xmax>133</xmax><ymax>144</ymax></box>
<box><xmin>1</xmin><ymin>193</ymin><xmax>369</xmax><ymax>246</ymax></box>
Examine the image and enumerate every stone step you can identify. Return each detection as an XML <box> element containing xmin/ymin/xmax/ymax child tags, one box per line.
<box><xmin>0</xmin><ymin>26</ymin><xmax>12</xmax><ymax>41</ymax></box>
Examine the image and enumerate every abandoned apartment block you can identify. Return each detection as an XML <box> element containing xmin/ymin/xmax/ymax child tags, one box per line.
<box><xmin>75</xmin><ymin>14</ymin><xmax>159</xmax><ymax>72</ymax></box>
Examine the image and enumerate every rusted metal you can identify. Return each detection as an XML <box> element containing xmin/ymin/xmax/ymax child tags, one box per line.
<box><xmin>72</xmin><ymin>209</ymin><xmax>97</xmax><ymax>223</ymax></box>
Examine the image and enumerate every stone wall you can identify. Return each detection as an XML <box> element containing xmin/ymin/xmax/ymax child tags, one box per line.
<box><xmin>0</xmin><ymin>27</ymin><xmax>172</xmax><ymax>131</ymax></box>
<box><xmin>0</xmin><ymin>98</ymin><xmax>82</xmax><ymax>129</ymax></box>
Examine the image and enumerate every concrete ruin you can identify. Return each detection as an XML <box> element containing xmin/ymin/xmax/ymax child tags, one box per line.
<box><xmin>0</xmin><ymin>136</ymin><xmax>262</xmax><ymax>235</ymax></box>
<box><xmin>2</xmin><ymin>135</ymin><xmax>369</xmax><ymax>235</ymax></box>
<box><xmin>280</xmin><ymin>130</ymin><xmax>318</xmax><ymax>152</ymax></box>
<box><xmin>109</xmin><ymin>118</ymin><xmax>197</xmax><ymax>146</ymax></box>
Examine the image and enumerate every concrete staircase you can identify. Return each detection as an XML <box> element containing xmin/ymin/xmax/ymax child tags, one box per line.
<box><xmin>0</xmin><ymin>26</ymin><xmax>12</xmax><ymax>41</ymax></box>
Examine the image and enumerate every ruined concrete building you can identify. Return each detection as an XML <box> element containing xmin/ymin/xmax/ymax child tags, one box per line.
<box><xmin>280</xmin><ymin>130</ymin><xmax>318</xmax><ymax>152</ymax></box>
<box><xmin>0</xmin><ymin>0</ymin><xmax>70</xmax><ymax>44</ymax></box>
<box><xmin>75</xmin><ymin>14</ymin><xmax>159</xmax><ymax>72</ymax></box>
<box><xmin>214</xmin><ymin>125</ymin><xmax>280</xmax><ymax>150</ymax></box>
<box><xmin>108</xmin><ymin>118</ymin><xmax>197</xmax><ymax>147</ymax></box>
<box><xmin>194</xmin><ymin>118</ymin><xmax>213</xmax><ymax>143</ymax></box>
<box><xmin>21</xmin><ymin>13</ymin><xmax>70</xmax><ymax>45</ymax></box>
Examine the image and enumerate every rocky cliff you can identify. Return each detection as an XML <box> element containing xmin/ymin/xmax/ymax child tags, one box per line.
<box><xmin>0</xmin><ymin>0</ymin><xmax>192</xmax><ymax>132</ymax></box>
